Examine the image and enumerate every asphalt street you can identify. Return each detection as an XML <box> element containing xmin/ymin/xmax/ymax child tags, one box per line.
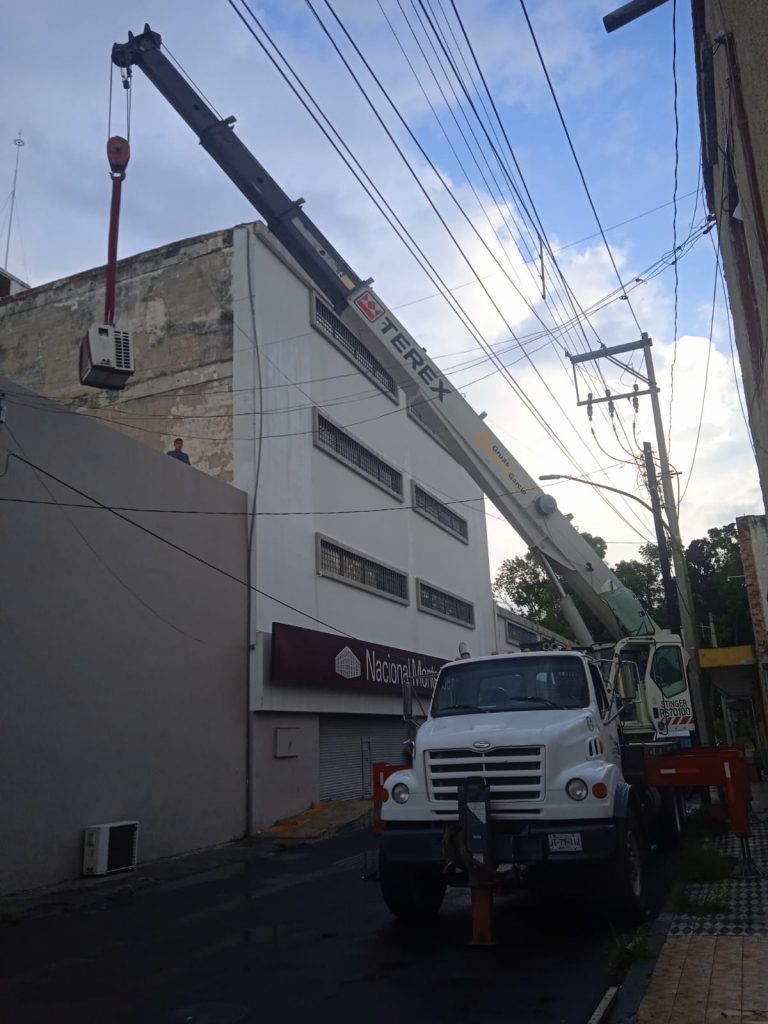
<box><xmin>0</xmin><ymin>827</ymin><xmax>627</xmax><ymax>1024</ymax></box>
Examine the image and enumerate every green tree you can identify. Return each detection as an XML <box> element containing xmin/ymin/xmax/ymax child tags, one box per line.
<box><xmin>613</xmin><ymin>543</ymin><xmax>668</xmax><ymax>627</ymax></box>
<box><xmin>493</xmin><ymin>531</ymin><xmax>609</xmax><ymax>640</ymax></box>
<box><xmin>493</xmin><ymin>552</ymin><xmax>569</xmax><ymax>634</ymax></box>
<box><xmin>579</xmin><ymin>531</ymin><xmax>607</xmax><ymax>559</ymax></box>
<box><xmin>685</xmin><ymin>523</ymin><xmax>751</xmax><ymax>647</ymax></box>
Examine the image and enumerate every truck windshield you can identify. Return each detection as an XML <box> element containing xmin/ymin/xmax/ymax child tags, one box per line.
<box><xmin>432</xmin><ymin>656</ymin><xmax>590</xmax><ymax>717</ymax></box>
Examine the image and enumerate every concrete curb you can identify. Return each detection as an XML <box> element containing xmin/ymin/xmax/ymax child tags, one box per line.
<box><xmin>607</xmin><ymin>912</ymin><xmax>673</xmax><ymax>1024</ymax></box>
<box><xmin>587</xmin><ymin>985</ymin><xmax>619</xmax><ymax>1024</ymax></box>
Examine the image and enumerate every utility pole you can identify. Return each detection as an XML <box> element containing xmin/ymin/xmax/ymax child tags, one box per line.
<box><xmin>708</xmin><ymin>611</ymin><xmax>719</xmax><ymax>648</ymax></box>
<box><xmin>642</xmin><ymin>338</ymin><xmax>709</xmax><ymax>742</ymax></box>
<box><xmin>568</xmin><ymin>335</ymin><xmax>710</xmax><ymax>744</ymax></box>
<box><xmin>3</xmin><ymin>132</ymin><xmax>24</xmax><ymax>272</ymax></box>
<box><xmin>643</xmin><ymin>442</ymin><xmax>679</xmax><ymax>634</ymax></box>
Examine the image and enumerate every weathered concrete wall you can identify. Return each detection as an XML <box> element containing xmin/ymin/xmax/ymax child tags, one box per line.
<box><xmin>0</xmin><ymin>229</ymin><xmax>236</xmax><ymax>480</ymax></box>
<box><xmin>697</xmin><ymin>2</ymin><xmax>768</xmax><ymax>509</ymax></box>
<box><xmin>0</xmin><ymin>378</ymin><xmax>248</xmax><ymax>894</ymax></box>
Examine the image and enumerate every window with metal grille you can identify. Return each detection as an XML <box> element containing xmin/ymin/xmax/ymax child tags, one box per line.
<box><xmin>412</xmin><ymin>483</ymin><xmax>468</xmax><ymax>542</ymax></box>
<box><xmin>315</xmin><ymin>412</ymin><xmax>403</xmax><ymax>498</ymax></box>
<box><xmin>417</xmin><ymin>580</ymin><xmax>475</xmax><ymax>627</ymax></box>
<box><xmin>313</xmin><ymin>296</ymin><xmax>398</xmax><ymax>399</ymax></box>
<box><xmin>505</xmin><ymin>619</ymin><xmax>539</xmax><ymax>646</ymax></box>
<box><xmin>318</xmin><ymin>536</ymin><xmax>409</xmax><ymax>604</ymax></box>
<box><xmin>407</xmin><ymin>394</ymin><xmax>449</xmax><ymax>451</ymax></box>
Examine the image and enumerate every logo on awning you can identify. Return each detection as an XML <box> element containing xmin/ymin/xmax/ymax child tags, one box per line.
<box><xmin>335</xmin><ymin>646</ymin><xmax>362</xmax><ymax>680</ymax></box>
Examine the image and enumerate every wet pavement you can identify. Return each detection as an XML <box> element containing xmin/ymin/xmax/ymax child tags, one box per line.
<box><xmin>0</xmin><ymin>827</ymin><xmax>622</xmax><ymax>1024</ymax></box>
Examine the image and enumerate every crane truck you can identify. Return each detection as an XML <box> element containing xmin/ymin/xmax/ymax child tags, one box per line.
<box><xmin>111</xmin><ymin>26</ymin><xmax>752</xmax><ymax>930</ymax></box>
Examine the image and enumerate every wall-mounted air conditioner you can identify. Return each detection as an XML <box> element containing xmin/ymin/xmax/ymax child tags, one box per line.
<box><xmin>79</xmin><ymin>323</ymin><xmax>135</xmax><ymax>390</ymax></box>
<box><xmin>82</xmin><ymin>820</ymin><xmax>139</xmax><ymax>876</ymax></box>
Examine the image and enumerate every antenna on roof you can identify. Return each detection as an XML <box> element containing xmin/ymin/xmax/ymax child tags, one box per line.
<box><xmin>3</xmin><ymin>131</ymin><xmax>24</xmax><ymax>272</ymax></box>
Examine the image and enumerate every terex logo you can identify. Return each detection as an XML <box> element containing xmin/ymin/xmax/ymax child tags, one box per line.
<box><xmin>355</xmin><ymin>292</ymin><xmax>384</xmax><ymax>322</ymax></box>
<box><xmin>335</xmin><ymin>646</ymin><xmax>362</xmax><ymax>680</ymax></box>
<box><xmin>353</xmin><ymin>289</ymin><xmax>452</xmax><ymax>403</ymax></box>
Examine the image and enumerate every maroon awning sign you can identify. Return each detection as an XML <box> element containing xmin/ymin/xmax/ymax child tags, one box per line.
<box><xmin>270</xmin><ymin>622</ymin><xmax>446</xmax><ymax>695</ymax></box>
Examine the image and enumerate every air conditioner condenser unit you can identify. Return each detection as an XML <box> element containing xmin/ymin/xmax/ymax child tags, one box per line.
<box><xmin>82</xmin><ymin>820</ymin><xmax>139</xmax><ymax>876</ymax></box>
<box><xmin>79</xmin><ymin>323</ymin><xmax>135</xmax><ymax>391</ymax></box>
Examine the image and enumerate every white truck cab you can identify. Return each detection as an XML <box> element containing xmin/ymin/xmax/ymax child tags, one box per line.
<box><xmin>379</xmin><ymin>649</ymin><xmax>676</xmax><ymax>925</ymax></box>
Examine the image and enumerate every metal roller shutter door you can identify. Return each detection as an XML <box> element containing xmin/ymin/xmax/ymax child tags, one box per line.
<box><xmin>319</xmin><ymin>716</ymin><xmax>408</xmax><ymax>801</ymax></box>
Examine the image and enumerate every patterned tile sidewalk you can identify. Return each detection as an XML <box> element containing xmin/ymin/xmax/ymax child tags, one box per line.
<box><xmin>668</xmin><ymin>821</ymin><xmax>768</xmax><ymax>938</ymax></box>
<box><xmin>636</xmin><ymin>806</ymin><xmax>768</xmax><ymax>1024</ymax></box>
<box><xmin>637</xmin><ymin>935</ymin><xmax>768</xmax><ymax>1023</ymax></box>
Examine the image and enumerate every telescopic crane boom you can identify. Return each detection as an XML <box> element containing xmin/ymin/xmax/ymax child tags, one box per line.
<box><xmin>113</xmin><ymin>24</ymin><xmax>659</xmax><ymax>646</ymax></box>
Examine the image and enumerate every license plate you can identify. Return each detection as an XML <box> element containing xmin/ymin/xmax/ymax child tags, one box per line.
<box><xmin>548</xmin><ymin>832</ymin><xmax>582</xmax><ymax>852</ymax></box>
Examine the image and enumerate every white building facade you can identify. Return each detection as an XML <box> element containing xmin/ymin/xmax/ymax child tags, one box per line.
<box><xmin>231</xmin><ymin>224</ymin><xmax>495</xmax><ymax>827</ymax></box>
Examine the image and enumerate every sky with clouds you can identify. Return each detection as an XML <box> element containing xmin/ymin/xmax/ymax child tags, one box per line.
<box><xmin>0</xmin><ymin>0</ymin><xmax>762</xmax><ymax>582</ymax></box>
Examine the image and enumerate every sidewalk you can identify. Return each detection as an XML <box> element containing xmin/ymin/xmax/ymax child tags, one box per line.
<box><xmin>635</xmin><ymin>785</ymin><xmax>768</xmax><ymax>1024</ymax></box>
<box><xmin>0</xmin><ymin>798</ymin><xmax>372</xmax><ymax>920</ymax></box>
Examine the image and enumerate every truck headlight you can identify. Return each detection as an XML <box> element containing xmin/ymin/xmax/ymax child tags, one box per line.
<box><xmin>392</xmin><ymin>783</ymin><xmax>410</xmax><ymax>804</ymax></box>
<box><xmin>566</xmin><ymin>778</ymin><xmax>588</xmax><ymax>801</ymax></box>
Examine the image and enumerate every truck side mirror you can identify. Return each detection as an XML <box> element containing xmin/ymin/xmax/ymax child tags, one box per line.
<box><xmin>402</xmin><ymin>674</ymin><xmax>413</xmax><ymax>722</ymax></box>
<box><xmin>619</xmin><ymin>697</ymin><xmax>637</xmax><ymax>722</ymax></box>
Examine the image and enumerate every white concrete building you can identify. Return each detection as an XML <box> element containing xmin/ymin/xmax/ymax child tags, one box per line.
<box><xmin>233</xmin><ymin>223</ymin><xmax>495</xmax><ymax>826</ymax></box>
<box><xmin>0</xmin><ymin>219</ymin><xmax>497</xmax><ymax>838</ymax></box>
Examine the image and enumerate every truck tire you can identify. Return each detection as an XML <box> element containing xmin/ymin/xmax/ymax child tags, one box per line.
<box><xmin>609</xmin><ymin>813</ymin><xmax>649</xmax><ymax>927</ymax></box>
<box><xmin>379</xmin><ymin>848</ymin><xmax>446</xmax><ymax>922</ymax></box>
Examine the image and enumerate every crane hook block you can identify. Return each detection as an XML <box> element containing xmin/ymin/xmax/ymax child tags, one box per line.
<box><xmin>107</xmin><ymin>136</ymin><xmax>130</xmax><ymax>177</ymax></box>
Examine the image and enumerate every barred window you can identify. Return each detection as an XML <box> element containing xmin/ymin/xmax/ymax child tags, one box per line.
<box><xmin>505</xmin><ymin>619</ymin><xmax>539</xmax><ymax>646</ymax></box>
<box><xmin>413</xmin><ymin>483</ymin><xmax>468</xmax><ymax>542</ymax></box>
<box><xmin>313</xmin><ymin>296</ymin><xmax>398</xmax><ymax>399</ymax></box>
<box><xmin>417</xmin><ymin>580</ymin><xmax>475</xmax><ymax>627</ymax></box>
<box><xmin>407</xmin><ymin>394</ymin><xmax>449</xmax><ymax>451</ymax></box>
<box><xmin>318</xmin><ymin>537</ymin><xmax>409</xmax><ymax>603</ymax></box>
<box><xmin>315</xmin><ymin>412</ymin><xmax>403</xmax><ymax>498</ymax></box>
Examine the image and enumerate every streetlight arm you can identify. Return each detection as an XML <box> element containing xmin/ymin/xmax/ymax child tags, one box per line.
<box><xmin>539</xmin><ymin>473</ymin><xmax>666</xmax><ymax>528</ymax></box>
<box><xmin>603</xmin><ymin>0</ymin><xmax>670</xmax><ymax>33</ymax></box>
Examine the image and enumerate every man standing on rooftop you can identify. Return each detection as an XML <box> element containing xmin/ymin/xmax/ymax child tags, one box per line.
<box><xmin>166</xmin><ymin>437</ymin><xmax>191</xmax><ymax>465</ymax></box>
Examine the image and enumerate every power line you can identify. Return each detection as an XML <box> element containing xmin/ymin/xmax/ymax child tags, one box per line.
<box><xmin>225</xmin><ymin>0</ymin><xmax>529</xmax><ymax>387</ymax></box>
<box><xmin>4</xmin><ymin>425</ymin><xmax>210</xmax><ymax>645</ymax></box>
<box><xmin>517</xmin><ymin>0</ymin><xmax>644</xmax><ymax>340</ymax></box>
<box><xmin>667</xmin><ymin>0</ymin><xmax>680</xmax><ymax>454</ymax></box>
<box><xmin>4</xmin><ymin>214</ymin><xmax>709</xmax><ymax>440</ymax></box>
<box><xmin>678</xmin><ymin>238</ymin><xmax>719</xmax><ymax>505</ymax></box>
<box><xmin>0</xmin><ymin>461</ymin><xmax>625</xmax><ymax>518</ymax></box>
<box><xmin>297</xmin><ymin>0</ymin><xmax>653</xmax><ymax>541</ymax></box>
<box><xmin>439</xmin><ymin>0</ymin><xmax>645</xmax><ymax>472</ymax></box>
<box><xmin>383</xmin><ymin>0</ymin><xmax>538</xmax><ymax>313</ymax></box>
<box><xmin>1</xmin><ymin>450</ymin><xmax>356</xmax><ymax>638</ymax></box>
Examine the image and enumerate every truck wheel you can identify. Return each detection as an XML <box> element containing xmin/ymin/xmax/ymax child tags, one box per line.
<box><xmin>609</xmin><ymin>813</ymin><xmax>649</xmax><ymax>927</ymax></box>
<box><xmin>655</xmin><ymin>789</ymin><xmax>684</xmax><ymax>851</ymax></box>
<box><xmin>379</xmin><ymin>848</ymin><xmax>446</xmax><ymax>922</ymax></box>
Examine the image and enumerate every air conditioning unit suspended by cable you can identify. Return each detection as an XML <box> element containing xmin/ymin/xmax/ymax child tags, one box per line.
<box><xmin>82</xmin><ymin>820</ymin><xmax>139</xmax><ymax>876</ymax></box>
<box><xmin>79</xmin><ymin>324</ymin><xmax>135</xmax><ymax>390</ymax></box>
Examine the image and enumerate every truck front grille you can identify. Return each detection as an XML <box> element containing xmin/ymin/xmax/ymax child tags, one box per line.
<box><xmin>426</xmin><ymin>746</ymin><xmax>545</xmax><ymax>804</ymax></box>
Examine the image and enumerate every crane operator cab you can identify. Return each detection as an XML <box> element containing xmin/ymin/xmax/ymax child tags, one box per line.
<box><xmin>611</xmin><ymin>637</ymin><xmax>694</xmax><ymax>741</ymax></box>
